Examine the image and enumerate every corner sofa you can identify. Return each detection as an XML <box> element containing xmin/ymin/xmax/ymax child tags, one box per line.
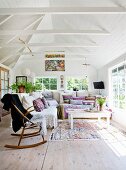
<box><xmin>17</xmin><ymin>90</ymin><xmax>96</xmax><ymax>122</ymax></box>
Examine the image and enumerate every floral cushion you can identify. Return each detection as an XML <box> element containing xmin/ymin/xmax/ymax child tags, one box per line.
<box><xmin>33</xmin><ymin>98</ymin><xmax>45</xmax><ymax>112</ymax></box>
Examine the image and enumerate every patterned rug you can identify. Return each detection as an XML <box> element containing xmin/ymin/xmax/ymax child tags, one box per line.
<box><xmin>50</xmin><ymin>119</ymin><xmax>126</xmax><ymax>141</ymax></box>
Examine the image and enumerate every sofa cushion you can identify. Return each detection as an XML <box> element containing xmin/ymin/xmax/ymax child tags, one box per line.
<box><xmin>85</xmin><ymin>96</ymin><xmax>96</xmax><ymax>100</ymax></box>
<box><xmin>47</xmin><ymin>99</ymin><xmax>59</xmax><ymax>107</ymax></box>
<box><xmin>33</xmin><ymin>98</ymin><xmax>45</xmax><ymax>112</ymax></box>
<box><xmin>72</xmin><ymin>96</ymin><xmax>85</xmax><ymax>100</ymax></box>
<box><xmin>42</xmin><ymin>91</ymin><xmax>53</xmax><ymax>99</ymax></box>
<box><xmin>22</xmin><ymin>95</ymin><xmax>35</xmax><ymax>109</ymax></box>
<box><xmin>70</xmin><ymin>99</ymin><xmax>83</xmax><ymax>105</ymax></box>
<box><xmin>41</xmin><ymin>97</ymin><xmax>49</xmax><ymax>108</ymax></box>
<box><xmin>63</xmin><ymin>95</ymin><xmax>73</xmax><ymax>104</ymax></box>
<box><xmin>60</xmin><ymin>91</ymin><xmax>76</xmax><ymax>104</ymax></box>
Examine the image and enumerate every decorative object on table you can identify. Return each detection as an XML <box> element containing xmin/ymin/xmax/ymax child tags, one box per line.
<box><xmin>50</xmin><ymin>119</ymin><xmax>126</xmax><ymax>142</ymax></box>
<box><xmin>97</xmin><ymin>97</ymin><xmax>106</xmax><ymax>111</ymax></box>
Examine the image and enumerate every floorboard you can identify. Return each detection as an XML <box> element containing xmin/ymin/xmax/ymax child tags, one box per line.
<box><xmin>1</xmin><ymin>115</ymin><xmax>126</xmax><ymax>170</ymax></box>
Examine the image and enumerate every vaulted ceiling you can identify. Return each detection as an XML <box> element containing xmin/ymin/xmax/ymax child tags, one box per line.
<box><xmin>0</xmin><ymin>0</ymin><xmax>126</xmax><ymax>69</ymax></box>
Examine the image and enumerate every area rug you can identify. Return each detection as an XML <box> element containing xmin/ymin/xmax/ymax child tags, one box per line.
<box><xmin>50</xmin><ymin>119</ymin><xmax>126</xmax><ymax>141</ymax></box>
<box><xmin>50</xmin><ymin>119</ymin><xmax>103</xmax><ymax>141</ymax></box>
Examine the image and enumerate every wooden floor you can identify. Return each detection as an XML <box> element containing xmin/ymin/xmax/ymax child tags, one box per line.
<box><xmin>1</xmin><ymin>115</ymin><xmax>126</xmax><ymax>170</ymax></box>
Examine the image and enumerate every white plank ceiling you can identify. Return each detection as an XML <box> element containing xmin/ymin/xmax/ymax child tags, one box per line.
<box><xmin>0</xmin><ymin>0</ymin><xmax>126</xmax><ymax>68</ymax></box>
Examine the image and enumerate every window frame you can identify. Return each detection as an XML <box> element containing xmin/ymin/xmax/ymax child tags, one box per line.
<box><xmin>66</xmin><ymin>76</ymin><xmax>89</xmax><ymax>91</ymax></box>
<box><xmin>109</xmin><ymin>61</ymin><xmax>126</xmax><ymax>111</ymax></box>
<box><xmin>34</xmin><ymin>76</ymin><xmax>58</xmax><ymax>90</ymax></box>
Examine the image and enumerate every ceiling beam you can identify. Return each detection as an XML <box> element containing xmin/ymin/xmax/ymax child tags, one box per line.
<box><xmin>0</xmin><ymin>7</ymin><xmax>126</xmax><ymax>15</ymax></box>
<box><xmin>0</xmin><ymin>29</ymin><xmax>110</xmax><ymax>36</ymax></box>
<box><xmin>0</xmin><ymin>43</ymin><xmax>99</xmax><ymax>48</ymax></box>
<box><xmin>0</xmin><ymin>63</ymin><xmax>11</xmax><ymax>70</ymax></box>
<box><xmin>0</xmin><ymin>47</ymin><xmax>25</xmax><ymax>63</ymax></box>
<box><xmin>0</xmin><ymin>15</ymin><xmax>13</xmax><ymax>26</ymax></box>
<box><xmin>21</xmin><ymin>52</ymin><xmax>93</xmax><ymax>56</ymax></box>
<box><xmin>6</xmin><ymin>15</ymin><xmax>45</xmax><ymax>44</ymax></box>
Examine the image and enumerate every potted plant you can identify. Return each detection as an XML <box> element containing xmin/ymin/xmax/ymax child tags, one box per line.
<box><xmin>10</xmin><ymin>81</ymin><xmax>42</xmax><ymax>93</ymax></box>
<box><xmin>97</xmin><ymin>97</ymin><xmax>106</xmax><ymax>111</ymax></box>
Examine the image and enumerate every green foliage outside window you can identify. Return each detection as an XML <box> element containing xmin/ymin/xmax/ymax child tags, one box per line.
<box><xmin>67</xmin><ymin>77</ymin><xmax>88</xmax><ymax>91</ymax></box>
<box><xmin>35</xmin><ymin>77</ymin><xmax>57</xmax><ymax>90</ymax></box>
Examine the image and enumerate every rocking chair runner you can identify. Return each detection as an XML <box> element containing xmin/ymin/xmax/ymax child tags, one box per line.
<box><xmin>1</xmin><ymin>94</ymin><xmax>47</xmax><ymax>149</ymax></box>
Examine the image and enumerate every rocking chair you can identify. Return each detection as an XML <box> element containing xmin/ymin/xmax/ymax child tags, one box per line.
<box><xmin>1</xmin><ymin>94</ymin><xmax>47</xmax><ymax>149</ymax></box>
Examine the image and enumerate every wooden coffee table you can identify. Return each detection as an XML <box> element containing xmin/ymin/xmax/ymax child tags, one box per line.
<box><xmin>66</xmin><ymin>109</ymin><xmax>112</xmax><ymax>129</ymax></box>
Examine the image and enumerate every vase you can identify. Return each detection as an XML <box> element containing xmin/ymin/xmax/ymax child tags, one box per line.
<box><xmin>99</xmin><ymin>105</ymin><xmax>103</xmax><ymax>111</ymax></box>
<box><xmin>18</xmin><ymin>85</ymin><xmax>25</xmax><ymax>93</ymax></box>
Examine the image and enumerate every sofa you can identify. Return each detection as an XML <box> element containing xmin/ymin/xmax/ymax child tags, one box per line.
<box><xmin>60</xmin><ymin>95</ymin><xmax>96</xmax><ymax>119</ymax></box>
<box><xmin>17</xmin><ymin>92</ymin><xmax>58</xmax><ymax>134</ymax></box>
<box><xmin>17</xmin><ymin>90</ymin><xmax>96</xmax><ymax>121</ymax></box>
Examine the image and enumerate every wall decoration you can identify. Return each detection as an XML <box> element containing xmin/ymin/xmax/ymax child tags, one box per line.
<box><xmin>45</xmin><ymin>60</ymin><xmax>65</xmax><ymax>71</ymax></box>
<box><xmin>45</xmin><ymin>51</ymin><xmax>65</xmax><ymax>59</ymax></box>
<box><xmin>45</xmin><ymin>54</ymin><xmax>65</xmax><ymax>58</ymax></box>
<box><xmin>60</xmin><ymin>75</ymin><xmax>64</xmax><ymax>89</ymax></box>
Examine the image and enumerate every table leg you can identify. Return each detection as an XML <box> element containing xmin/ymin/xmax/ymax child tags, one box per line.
<box><xmin>70</xmin><ymin>114</ymin><xmax>73</xmax><ymax>129</ymax></box>
<box><xmin>107</xmin><ymin>116</ymin><xmax>110</xmax><ymax>128</ymax></box>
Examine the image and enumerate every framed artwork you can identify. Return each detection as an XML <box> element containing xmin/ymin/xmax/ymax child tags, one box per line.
<box><xmin>16</xmin><ymin>76</ymin><xmax>27</xmax><ymax>84</ymax></box>
<box><xmin>45</xmin><ymin>51</ymin><xmax>65</xmax><ymax>59</ymax></box>
<box><xmin>45</xmin><ymin>54</ymin><xmax>65</xmax><ymax>58</ymax></box>
<box><xmin>45</xmin><ymin>60</ymin><xmax>65</xmax><ymax>71</ymax></box>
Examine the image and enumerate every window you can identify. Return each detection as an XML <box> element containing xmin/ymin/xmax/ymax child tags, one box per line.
<box><xmin>35</xmin><ymin>77</ymin><xmax>57</xmax><ymax>90</ymax></box>
<box><xmin>111</xmin><ymin>63</ymin><xmax>126</xmax><ymax>109</ymax></box>
<box><xmin>0</xmin><ymin>67</ymin><xmax>9</xmax><ymax>98</ymax></box>
<box><xmin>66</xmin><ymin>77</ymin><xmax>88</xmax><ymax>90</ymax></box>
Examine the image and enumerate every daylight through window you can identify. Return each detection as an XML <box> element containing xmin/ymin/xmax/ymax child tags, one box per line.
<box><xmin>66</xmin><ymin>77</ymin><xmax>88</xmax><ymax>91</ymax></box>
<box><xmin>35</xmin><ymin>77</ymin><xmax>57</xmax><ymax>90</ymax></box>
<box><xmin>111</xmin><ymin>64</ymin><xmax>126</xmax><ymax>109</ymax></box>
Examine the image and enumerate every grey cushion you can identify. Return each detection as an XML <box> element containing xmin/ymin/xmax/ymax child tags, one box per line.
<box><xmin>42</xmin><ymin>91</ymin><xmax>53</xmax><ymax>99</ymax></box>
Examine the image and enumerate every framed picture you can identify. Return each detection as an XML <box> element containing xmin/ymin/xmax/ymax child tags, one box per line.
<box><xmin>45</xmin><ymin>51</ymin><xmax>65</xmax><ymax>59</ymax></box>
<box><xmin>16</xmin><ymin>76</ymin><xmax>27</xmax><ymax>84</ymax></box>
<box><xmin>45</xmin><ymin>60</ymin><xmax>65</xmax><ymax>71</ymax></box>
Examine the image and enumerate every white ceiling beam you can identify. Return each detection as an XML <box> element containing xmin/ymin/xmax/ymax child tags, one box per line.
<box><xmin>0</xmin><ymin>29</ymin><xmax>110</xmax><ymax>36</ymax></box>
<box><xmin>0</xmin><ymin>7</ymin><xmax>126</xmax><ymax>15</ymax></box>
<box><xmin>21</xmin><ymin>52</ymin><xmax>93</xmax><ymax>56</ymax></box>
<box><xmin>0</xmin><ymin>63</ymin><xmax>11</xmax><ymax>70</ymax></box>
<box><xmin>6</xmin><ymin>15</ymin><xmax>45</xmax><ymax>44</ymax></box>
<box><xmin>8</xmin><ymin>61</ymin><xmax>17</xmax><ymax>68</ymax></box>
<box><xmin>0</xmin><ymin>43</ymin><xmax>99</xmax><ymax>48</ymax></box>
<box><xmin>0</xmin><ymin>15</ymin><xmax>13</xmax><ymax>26</ymax></box>
<box><xmin>0</xmin><ymin>47</ymin><xmax>25</xmax><ymax>63</ymax></box>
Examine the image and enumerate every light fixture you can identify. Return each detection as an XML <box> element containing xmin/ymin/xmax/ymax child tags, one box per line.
<box><xmin>19</xmin><ymin>38</ymin><xmax>34</xmax><ymax>56</ymax></box>
<box><xmin>82</xmin><ymin>57</ymin><xmax>90</xmax><ymax>66</ymax></box>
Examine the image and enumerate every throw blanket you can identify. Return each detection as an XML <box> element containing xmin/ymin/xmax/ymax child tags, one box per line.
<box><xmin>1</xmin><ymin>94</ymin><xmax>33</xmax><ymax>132</ymax></box>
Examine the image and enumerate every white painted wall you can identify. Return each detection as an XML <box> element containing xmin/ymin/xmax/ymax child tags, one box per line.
<box><xmin>12</xmin><ymin>56</ymin><xmax>98</xmax><ymax>93</ymax></box>
<box><xmin>98</xmin><ymin>52</ymin><xmax>126</xmax><ymax>128</ymax></box>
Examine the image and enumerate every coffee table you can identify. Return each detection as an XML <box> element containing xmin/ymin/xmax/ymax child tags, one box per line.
<box><xmin>66</xmin><ymin>109</ymin><xmax>112</xmax><ymax>129</ymax></box>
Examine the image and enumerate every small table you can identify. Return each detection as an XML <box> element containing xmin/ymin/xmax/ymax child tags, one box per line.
<box><xmin>66</xmin><ymin>109</ymin><xmax>112</xmax><ymax>129</ymax></box>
